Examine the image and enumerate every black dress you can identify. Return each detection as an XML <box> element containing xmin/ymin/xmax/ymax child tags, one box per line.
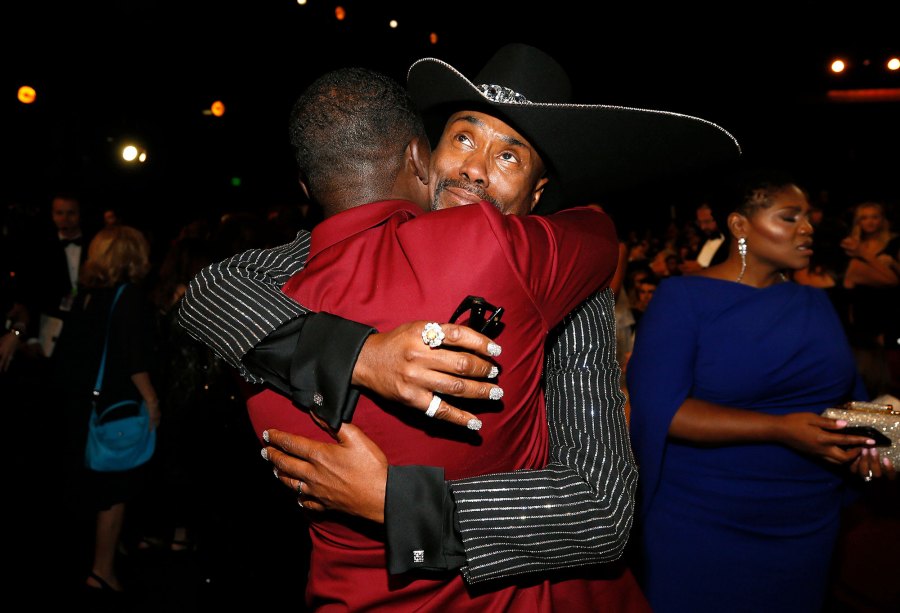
<box><xmin>53</xmin><ymin>282</ymin><xmax>156</xmax><ymax>511</ymax></box>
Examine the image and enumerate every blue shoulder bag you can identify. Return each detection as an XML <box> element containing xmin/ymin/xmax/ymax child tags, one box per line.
<box><xmin>84</xmin><ymin>284</ymin><xmax>157</xmax><ymax>472</ymax></box>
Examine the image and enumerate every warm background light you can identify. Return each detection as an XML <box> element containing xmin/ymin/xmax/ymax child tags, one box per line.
<box><xmin>389</xmin><ymin>19</ymin><xmax>398</xmax><ymax>29</ymax></box>
<box><xmin>830</xmin><ymin>59</ymin><xmax>846</xmax><ymax>73</ymax></box>
<box><xmin>430</xmin><ymin>32</ymin><xmax>438</xmax><ymax>45</ymax></box>
<box><xmin>120</xmin><ymin>143</ymin><xmax>148</xmax><ymax>163</ymax></box>
<box><xmin>888</xmin><ymin>57</ymin><xmax>900</xmax><ymax>71</ymax></box>
<box><xmin>18</xmin><ymin>85</ymin><xmax>36</xmax><ymax>104</ymax></box>
<box><xmin>335</xmin><ymin>6</ymin><xmax>345</xmax><ymax>20</ymax></box>
<box><xmin>211</xmin><ymin>100</ymin><xmax>226</xmax><ymax>117</ymax></box>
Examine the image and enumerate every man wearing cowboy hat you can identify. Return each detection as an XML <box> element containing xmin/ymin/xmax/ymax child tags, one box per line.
<box><xmin>179</xmin><ymin>43</ymin><xmax>738</xmax><ymax>601</ymax></box>
<box><xmin>244</xmin><ymin>62</ymin><xmax>625</xmax><ymax>610</ymax></box>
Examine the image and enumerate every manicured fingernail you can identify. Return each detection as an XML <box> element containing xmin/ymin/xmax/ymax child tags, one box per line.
<box><xmin>866</xmin><ymin>439</ymin><xmax>876</xmax><ymax>446</ymax></box>
<box><xmin>262</xmin><ymin>430</ymin><xmax>270</xmax><ymax>443</ymax></box>
<box><xmin>489</xmin><ymin>387</ymin><xmax>504</xmax><ymax>401</ymax></box>
<box><xmin>488</xmin><ymin>366</ymin><xmax>499</xmax><ymax>379</ymax></box>
<box><xmin>884</xmin><ymin>457</ymin><xmax>892</xmax><ymax>467</ymax></box>
<box><xmin>467</xmin><ymin>418</ymin><xmax>482</xmax><ymax>431</ymax></box>
<box><xmin>487</xmin><ymin>342</ymin><xmax>501</xmax><ymax>357</ymax></box>
<box><xmin>835</xmin><ymin>420</ymin><xmax>847</xmax><ymax>427</ymax></box>
<box><xmin>260</xmin><ymin>447</ymin><xmax>268</xmax><ymax>460</ymax></box>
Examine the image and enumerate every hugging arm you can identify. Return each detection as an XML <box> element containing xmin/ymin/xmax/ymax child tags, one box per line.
<box><xmin>176</xmin><ymin>231</ymin><xmax>375</xmax><ymax>427</ymax></box>
<box><xmin>381</xmin><ymin>289</ymin><xmax>638</xmax><ymax>583</ymax></box>
<box><xmin>177</xmin><ymin>231</ymin><xmax>499</xmax><ymax>430</ymax></box>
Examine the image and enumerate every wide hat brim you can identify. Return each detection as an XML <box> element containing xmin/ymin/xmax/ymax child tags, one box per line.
<box><xmin>408</xmin><ymin>52</ymin><xmax>741</xmax><ymax>213</ymax></box>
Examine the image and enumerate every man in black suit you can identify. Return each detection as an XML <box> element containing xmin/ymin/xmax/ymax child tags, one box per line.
<box><xmin>34</xmin><ymin>192</ymin><xmax>90</xmax><ymax>357</ymax></box>
<box><xmin>680</xmin><ymin>201</ymin><xmax>729</xmax><ymax>273</ymax></box>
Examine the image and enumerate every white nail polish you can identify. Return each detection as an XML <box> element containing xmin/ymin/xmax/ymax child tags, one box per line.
<box><xmin>260</xmin><ymin>447</ymin><xmax>268</xmax><ymax>460</ymax></box>
<box><xmin>262</xmin><ymin>430</ymin><xmax>270</xmax><ymax>443</ymax></box>
<box><xmin>489</xmin><ymin>387</ymin><xmax>504</xmax><ymax>401</ymax></box>
<box><xmin>488</xmin><ymin>366</ymin><xmax>499</xmax><ymax>379</ymax></box>
<box><xmin>467</xmin><ymin>418</ymin><xmax>482</xmax><ymax>431</ymax></box>
<box><xmin>487</xmin><ymin>342</ymin><xmax>502</xmax><ymax>357</ymax></box>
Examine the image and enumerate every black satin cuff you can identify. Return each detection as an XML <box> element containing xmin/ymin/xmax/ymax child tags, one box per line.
<box><xmin>243</xmin><ymin>316</ymin><xmax>304</xmax><ymax>396</ymax></box>
<box><xmin>385</xmin><ymin>465</ymin><xmax>465</xmax><ymax>575</ymax></box>
<box><xmin>288</xmin><ymin>312</ymin><xmax>375</xmax><ymax>431</ymax></box>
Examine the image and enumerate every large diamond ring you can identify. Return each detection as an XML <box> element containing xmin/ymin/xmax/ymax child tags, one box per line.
<box><xmin>426</xmin><ymin>394</ymin><xmax>441</xmax><ymax>418</ymax></box>
<box><xmin>422</xmin><ymin>322</ymin><xmax>445</xmax><ymax>348</ymax></box>
<box><xmin>864</xmin><ymin>469</ymin><xmax>874</xmax><ymax>482</ymax></box>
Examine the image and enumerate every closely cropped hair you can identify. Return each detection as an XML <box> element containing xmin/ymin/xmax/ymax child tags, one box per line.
<box><xmin>288</xmin><ymin>67</ymin><xmax>426</xmax><ymax>201</ymax></box>
<box><xmin>80</xmin><ymin>225</ymin><xmax>151</xmax><ymax>288</ymax></box>
<box><xmin>725</xmin><ymin>167</ymin><xmax>804</xmax><ymax>218</ymax></box>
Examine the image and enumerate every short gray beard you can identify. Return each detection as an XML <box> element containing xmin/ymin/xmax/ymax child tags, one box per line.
<box><xmin>431</xmin><ymin>178</ymin><xmax>501</xmax><ymax>211</ymax></box>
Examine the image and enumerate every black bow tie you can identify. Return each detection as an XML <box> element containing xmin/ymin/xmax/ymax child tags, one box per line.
<box><xmin>60</xmin><ymin>237</ymin><xmax>82</xmax><ymax>248</ymax></box>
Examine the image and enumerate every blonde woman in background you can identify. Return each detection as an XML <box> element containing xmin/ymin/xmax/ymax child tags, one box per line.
<box><xmin>840</xmin><ymin>201</ymin><xmax>899</xmax><ymax>398</ymax></box>
<box><xmin>53</xmin><ymin>224</ymin><xmax>160</xmax><ymax>599</ymax></box>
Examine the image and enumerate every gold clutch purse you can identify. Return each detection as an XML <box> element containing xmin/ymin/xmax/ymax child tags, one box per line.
<box><xmin>821</xmin><ymin>401</ymin><xmax>900</xmax><ymax>466</ymax></box>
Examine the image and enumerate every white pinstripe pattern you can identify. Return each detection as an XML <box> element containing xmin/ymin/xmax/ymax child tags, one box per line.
<box><xmin>176</xmin><ymin>240</ymin><xmax>636</xmax><ymax>584</ymax></box>
<box><xmin>451</xmin><ymin>289</ymin><xmax>637</xmax><ymax>583</ymax></box>
<box><xmin>177</xmin><ymin>231</ymin><xmax>312</xmax><ymax>383</ymax></box>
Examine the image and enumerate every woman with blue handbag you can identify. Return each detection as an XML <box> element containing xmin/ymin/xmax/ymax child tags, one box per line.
<box><xmin>53</xmin><ymin>224</ymin><xmax>160</xmax><ymax>597</ymax></box>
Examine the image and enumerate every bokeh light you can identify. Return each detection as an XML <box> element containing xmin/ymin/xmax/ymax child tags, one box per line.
<box><xmin>18</xmin><ymin>85</ymin><xmax>36</xmax><ymax>104</ymax></box>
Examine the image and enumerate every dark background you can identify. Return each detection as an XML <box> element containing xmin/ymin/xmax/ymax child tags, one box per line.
<box><xmin>5</xmin><ymin>0</ymin><xmax>899</xmax><ymax>240</ymax></box>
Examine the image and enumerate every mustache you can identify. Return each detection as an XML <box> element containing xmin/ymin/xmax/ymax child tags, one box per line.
<box><xmin>434</xmin><ymin>179</ymin><xmax>498</xmax><ymax>208</ymax></box>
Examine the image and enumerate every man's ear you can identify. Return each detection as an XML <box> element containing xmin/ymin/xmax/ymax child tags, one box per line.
<box><xmin>408</xmin><ymin>136</ymin><xmax>430</xmax><ymax>185</ymax></box>
<box><xmin>529</xmin><ymin>177</ymin><xmax>550</xmax><ymax>212</ymax></box>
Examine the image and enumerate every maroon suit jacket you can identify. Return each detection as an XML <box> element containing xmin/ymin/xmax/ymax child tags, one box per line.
<box><xmin>247</xmin><ymin>199</ymin><xmax>618</xmax><ymax>611</ymax></box>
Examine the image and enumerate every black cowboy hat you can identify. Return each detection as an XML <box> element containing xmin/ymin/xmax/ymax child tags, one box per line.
<box><xmin>407</xmin><ymin>43</ymin><xmax>742</xmax><ymax>213</ymax></box>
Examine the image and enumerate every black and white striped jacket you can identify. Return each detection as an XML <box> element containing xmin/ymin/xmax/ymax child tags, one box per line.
<box><xmin>177</xmin><ymin>230</ymin><xmax>637</xmax><ymax>583</ymax></box>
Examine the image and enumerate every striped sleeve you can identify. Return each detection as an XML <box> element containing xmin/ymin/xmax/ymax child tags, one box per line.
<box><xmin>176</xmin><ymin>232</ymin><xmax>312</xmax><ymax>383</ymax></box>
<box><xmin>450</xmin><ymin>289</ymin><xmax>638</xmax><ymax>584</ymax></box>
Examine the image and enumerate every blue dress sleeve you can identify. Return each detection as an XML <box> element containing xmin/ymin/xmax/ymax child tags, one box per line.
<box><xmin>626</xmin><ymin>278</ymin><xmax>699</xmax><ymax>513</ymax></box>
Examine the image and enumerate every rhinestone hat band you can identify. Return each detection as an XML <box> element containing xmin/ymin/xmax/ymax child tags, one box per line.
<box><xmin>477</xmin><ymin>84</ymin><xmax>530</xmax><ymax>104</ymax></box>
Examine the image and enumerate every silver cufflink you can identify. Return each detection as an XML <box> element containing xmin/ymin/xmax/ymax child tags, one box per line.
<box><xmin>413</xmin><ymin>550</ymin><xmax>424</xmax><ymax>563</ymax></box>
<box><xmin>313</xmin><ymin>392</ymin><xmax>324</xmax><ymax>406</ymax></box>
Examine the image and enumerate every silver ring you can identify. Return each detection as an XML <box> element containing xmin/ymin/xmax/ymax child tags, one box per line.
<box><xmin>426</xmin><ymin>394</ymin><xmax>441</xmax><ymax>418</ymax></box>
<box><xmin>296</xmin><ymin>480</ymin><xmax>304</xmax><ymax>496</ymax></box>
<box><xmin>422</xmin><ymin>322</ymin><xmax>445</xmax><ymax>348</ymax></box>
<box><xmin>865</xmin><ymin>470</ymin><xmax>874</xmax><ymax>482</ymax></box>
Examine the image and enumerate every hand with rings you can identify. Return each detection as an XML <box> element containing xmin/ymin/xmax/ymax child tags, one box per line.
<box><xmin>261</xmin><ymin>426</ymin><xmax>389</xmax><ymax>523</ymax></box>
<box><xmin>351</xmin><ymin>320</ymin><xmax>504</xmax><ymax>431</ymax></box>
<box><xmin>851</xmin><ymin>446</ymin><xmax>897</xmax><ymax>483</ymax></box>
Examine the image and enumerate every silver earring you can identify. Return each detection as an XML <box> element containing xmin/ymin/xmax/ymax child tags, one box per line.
<box><xmin>736</xmin><ymin>237</ymin><xmax>747</xmax><ymax>283</ymax></box>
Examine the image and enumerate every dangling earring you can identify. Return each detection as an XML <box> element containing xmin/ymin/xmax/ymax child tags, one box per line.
<box><xmin>736</xmin><ymin>237</ymin><xmax>747</xmax><ymax>283</ymax></box>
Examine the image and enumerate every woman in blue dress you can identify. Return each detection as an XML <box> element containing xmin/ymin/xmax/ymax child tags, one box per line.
<box><xmin>626</xmin><ymin>168</ymin><xmax>895</xmax><ymax>613</ymax></box>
